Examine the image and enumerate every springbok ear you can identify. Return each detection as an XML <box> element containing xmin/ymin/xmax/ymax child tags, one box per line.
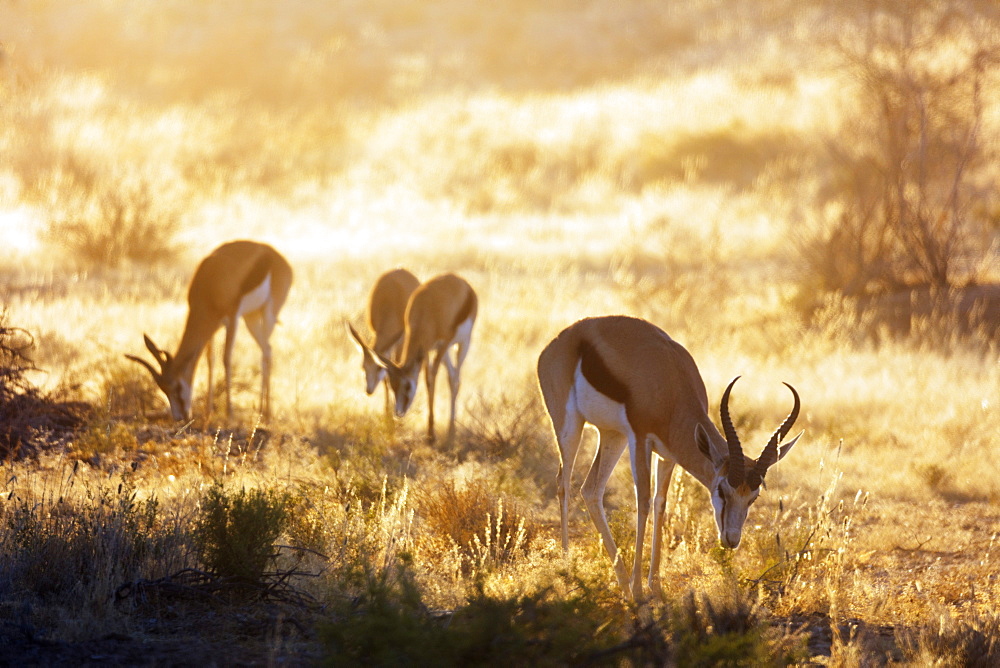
<box><xmin>344</xmin><ymin>319</ymin><xmax>369</xmax><ymax>353</ymax></box>
<box><xmin>777</xmin><ymin>431</ymin><xmax>803</xmax><ymax>462</ymax></box>
<box><xmin>695</xmin><ymin>423</ymin><xmax>718</xmax><ymax>464</ymax></box>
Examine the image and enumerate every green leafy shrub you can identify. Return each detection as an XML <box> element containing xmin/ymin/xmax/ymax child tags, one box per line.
<box><xmin>320</xmin><ymin>556</ymin><xmax>449</xmax><ymax>667</ymax></box>
<box><xmin>320</xmin><ymin>564</ymin><xmax>641</xmax><ymax>666</ymax></box>
<box><xmin>193</xmin><ymin>482</ymin><xmax>290</xmax><ymax>584</ymax></box>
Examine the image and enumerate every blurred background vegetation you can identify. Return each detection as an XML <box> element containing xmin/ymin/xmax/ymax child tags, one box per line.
<box><xmin>3</xmin><ymin>0</ymin><xmax>997</xmax><ymax>300</ymax></box>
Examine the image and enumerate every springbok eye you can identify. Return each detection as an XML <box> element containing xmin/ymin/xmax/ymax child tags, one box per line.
<box><xmin>715</xmin><ymin>484</ymin><xmax>726</xmax><ymax>504</ymax></box>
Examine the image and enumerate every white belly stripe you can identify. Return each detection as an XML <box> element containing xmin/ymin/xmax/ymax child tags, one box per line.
<box><xmin>451</xmin><ymin>316</ymin><xmax>474</xmax><ymax>349</ymax></box>
<box><xmin>238</xmin><ymin>272</ymin><xmax>272</xmax><ymax>316</ymax></box>
<box><xmin>572</xmin><ymin>360</ymin><xmax>630</xmax><ymax>432</ymax></box>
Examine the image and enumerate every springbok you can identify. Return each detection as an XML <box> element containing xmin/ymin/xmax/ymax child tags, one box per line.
<box><xmin>347</xmin><ymin>268</ymin><xmax>420</xmax><ymax>413</ymax></box>
<box><xmin>537</xmin><ymin>315</ymin><xmax>801</xmax><ymax>600</ymax></box>
<box><xmin>366</xmin><ymin>273</ymin><xmax>477</xmax><ymax>443</ymax></box>
<box><xmin>127</xmin><ymin>240</ymin><xmax>293</xmax><ymax>422</ymax></box>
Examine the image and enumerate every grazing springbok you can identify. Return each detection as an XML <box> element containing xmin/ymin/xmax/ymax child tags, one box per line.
<box><xmin>537</xmin><ymin>315</ymin><xmax>801</xmax><ymax>600</ymax></box>
<box><xmin>127</xmin><ymin>240</ymin><xmax>293</xmax><ymax>422</ymax></box>
<box><xmin>347</xmin><ymin>268</ymin><xmax>420</xmax><ymax>413</ymax></box>
<box><xmin>366</xmin><ymin>273</ymin><xmax>477</xmax><ymax>443</ymax></box>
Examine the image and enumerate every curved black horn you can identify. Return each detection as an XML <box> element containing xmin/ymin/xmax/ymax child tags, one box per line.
<box><xmin>125</xmin><ymin>354</ymin><xmax>161</xmax><ymax>382</ymax></box>
<box><xmin>142</xmin><ymin>334</ymin><xmax>171</xmax><ymax>366</ymax></box>
<box><xmin>720</xmin><ymin>376</ymin><xmax>744</xmax><ymax>486</ymax></box>
<box><xmin>754</xmin><ymin>383</ymin><xmax>801</xmax><ymax>479</ymax></box>
<box><xmin>776</xmin><ymin>383</ymin><xmax>801</xmax><ymax>441</ymax></box>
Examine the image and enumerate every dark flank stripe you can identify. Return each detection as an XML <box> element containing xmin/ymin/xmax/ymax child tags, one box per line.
<box><xmin>579</xmin><ymin>339</ymin><xmax>629</xmax><ymax>404</ymax></box>
<box><xmin>452</xmin><ymin>289</ymin><xmax>476</xmax><ymax>329</ymax></box>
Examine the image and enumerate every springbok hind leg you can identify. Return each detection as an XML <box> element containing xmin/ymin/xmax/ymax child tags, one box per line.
<box><xmin>581</xmin><ymin>429</ymin><xmax>632</xmax><ymax>598</ymax></box>
<box><xmin>554</xmin><ymin>411</ymin><xmax>585</xmax><ymax>552</ymax></box>
<box><xmin>445</xmin><ymin>331</ymin><xmax>472</xmax><ymax>444</ymax></box>
<box><xmin>244</xmin><ymin>310</ymin><xmax>273</xmax><ymax>419</ymax></box>
<box><xmin>205</xmin><ymin>333</ymin><xmax>216</xmax><ymax>418</ymax></box>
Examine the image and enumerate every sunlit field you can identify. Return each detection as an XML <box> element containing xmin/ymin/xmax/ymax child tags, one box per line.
<box><xmin>2</xmin><ymin>0</ymin><xmax>999</xmax><ymax>664</ymax></box>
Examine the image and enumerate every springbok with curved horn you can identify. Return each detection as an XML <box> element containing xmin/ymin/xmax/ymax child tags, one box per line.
<box><xmin>347</xmin><ymin>268</ymin><xmax>420</xmax><ymax>412</ymax></box>
<box><xmin>127</xmin><ymin>240</ymin><xmax>293</xmax><ymax>421</ymax></box>
<box><xmin>372</xmin><ymin>273</ymin><xmax>477</xmax><ymax>443</ymax></box>
<box><xmin>537</xmin><ymin>315</ymin><xmax>801</xmax><ymax>600</ymax></box>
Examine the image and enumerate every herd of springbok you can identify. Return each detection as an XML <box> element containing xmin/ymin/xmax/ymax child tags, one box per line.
<box><xmin>127</xmin><ymin>240</ymin><xmax>803</xmax><ymax>600</ymax></box>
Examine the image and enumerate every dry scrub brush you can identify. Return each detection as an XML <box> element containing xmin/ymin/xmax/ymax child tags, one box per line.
<box><xmin>0</xmin><ymin>466</ymin><xmax>185</xmax><ymax>637</ymax></box>
<box><xmin>414</xmin><ymin>476</ymin><xmax>538</xmax><ymax>578</ymax></box>
<box><xmin>801</xmin><ymin>0</ymin><xmax>1000</xmax><ymax>300</ymax></box>
<box><xmin>0</xmin><ymin>313</ymin><xmax>89</xmax><ymax>458</ymax></box>
<box><xmin>38</xmin><ymin>158</ymin><xmax>185</xmax><ymax>269</ymax></box>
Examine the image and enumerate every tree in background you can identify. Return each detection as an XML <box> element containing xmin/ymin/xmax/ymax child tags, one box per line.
<box><xmin>806</xmin><ymin>0</ymin><xmax>1000</xmax><ymax>297</ymax></box>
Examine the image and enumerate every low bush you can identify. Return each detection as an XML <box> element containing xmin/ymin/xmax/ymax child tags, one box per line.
<box><xmin>625</xmin><ymin>126</ymin><xmax>803</xmax><ymax>191</ymax></box>
<box><xmin>670</xmin><ymin>588</ymin><xmax>808</xmax><ymax>667</ymax></box>
<box><xmin>96</xmin><ymin>361</ymin><xmax>163</xmax><ymax>421</ymax></box>
<box><xmin>320</xmin><ymin>564</ymin><xmax>639</xmax><ymax>666</ymax></box>
<box><xmin>193</xmin><ymin>482</ymin><xmax>290</xmax><ymax>585</ymax></box>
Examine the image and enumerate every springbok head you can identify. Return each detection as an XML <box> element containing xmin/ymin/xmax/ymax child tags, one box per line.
<box><xmin>374</xmin><ymin>349</ymin><xmax>423</xmax><ymax>418</ymax></box>
<box><xmin>696</xmin><ymin>377</ymin><xmax>801</xmax><ymax>548</ymax></box>
<box><xmin>126</xmin><ymin>334</ymin><xmax>192</xmax><ymax>421</ymax></box>
<box><xmin>346</xmin><ymin>322</ymin><xmax>402</xmax><ymax>396</ymax></box>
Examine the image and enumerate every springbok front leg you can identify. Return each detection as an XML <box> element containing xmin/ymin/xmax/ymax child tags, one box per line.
<box><xmin>244</xmin><ymin>309</ymin><xmax>275</xmax><ymax>418</ymax></box>
<box><xmin>443</xmin><ymin>337</ymin><xmax>471</xmax><ymax>443</ymax></box>
<box><xmin>648</xmin><ymin>454</ymin><xmax>675</xmax><ymax>598</ymax></box>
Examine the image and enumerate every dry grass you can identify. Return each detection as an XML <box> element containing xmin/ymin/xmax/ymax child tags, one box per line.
<box><xmin>1</xmin><ymin>0</ymin><xmax>999</xmax><ymax>663</ymax></box>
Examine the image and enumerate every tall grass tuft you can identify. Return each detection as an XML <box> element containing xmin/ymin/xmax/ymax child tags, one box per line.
<box><xmin>670</xmin><ymin>587</ymin><xmax>808</xmax><ymax>666</ymax></box>
<box><xmin>898</xmin><ymin>611</ymin><xmax>1000</xmax><ymax>667</ymax></box>
<box><xmin>0</xmin><ymin>470</ymin><xmax>164</xmax><ymax>604</ymax></box>
<box><xmin>416</xmin><ymin>477</ymin><xmax>537</xmax><ymax>575</ymax></box>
